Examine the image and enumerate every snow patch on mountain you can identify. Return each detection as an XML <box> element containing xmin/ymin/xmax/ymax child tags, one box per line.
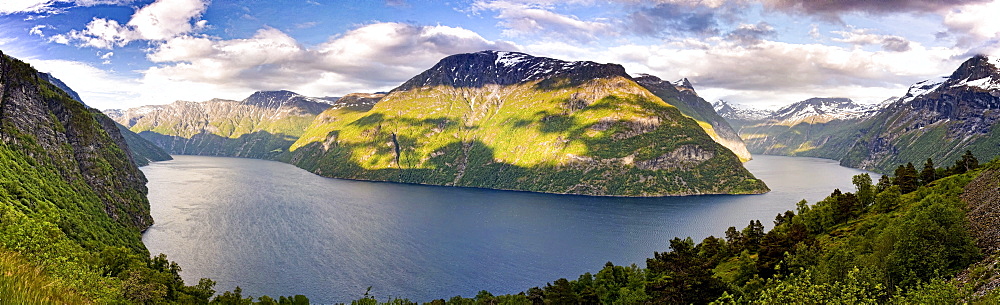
<box><xmin>713</xmin><ymin>100</ymin><xmax>772</xmax><ymax>121</ymax></box>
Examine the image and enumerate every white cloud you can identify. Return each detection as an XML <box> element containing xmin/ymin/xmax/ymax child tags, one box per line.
<box><xmin>518</xmin><ymin>38</ymin><xmax>961</xmax><ymax>107</ymax></box>
<box><xmin>470</xmin><ymin>0</ymin><xmax>615</xmax><ymax>42</ymax></box>
<box><xmin>832</xmin><ymin>28</ymin><xmax>912</xmax><ymax>52</ymax></box>
<box><xmin>25</xmin><ymin>59</ymin><xmax>142</xmax><ymax>109</ymax></box>
<box><xmin>126</xmin><ymin>0</ymin><xmax>207</xmax><ymax>40</ymax></box>
<box><xmin>55</xmin><ymin>0</ymin><xmax>208</xmax><ymax>49</ymax></box>
<box><xmin>1</xmin><ymin>0</ymin><xmax>52</xmax><ymax>14</ymax></box>
<box><xmin>137</xmin><ymin>22</ymin><xmax>519</xmax><ymax>105</ymax></box>
<box><xmin>942</xmin><ymin>1</ymin><xmax>1000</xmax><ymax>48</ymax></box>
<box><xmin>29</xmin><ymin>25</ymin><xmax>47</xmax><ymax>36</ymax></box>
<box><xmin>0</xmin><ymin>0</ymin><xmax>133</xmax><ymax>15</ymax></box>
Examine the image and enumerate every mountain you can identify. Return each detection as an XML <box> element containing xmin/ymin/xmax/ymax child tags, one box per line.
<box><xmin>327</xmin><ymin>92</ymin><xmax>384</xmax><ymax>111</ymax></box>
<box><xmin>0</xmin><ymin>50</ymin><xmax>223</xmax><ymax>303</ymax></box>
<box><xmin>841</xmin><ymin>54</ymin><xmax>1000</xmax><ymax>172</ymax></box>
<box><xmin>36</xmin><ymin>71</ymin><xmax>83</xmax><ymax>102</ymax></box>
<box><xmin>285</xmin><ymin>51</ymin><xmax>768</xmax><ymax>196</ymax></box>
<box><xmin>0</xmin><ymin>51</ymin><xmax>153</xmax><ymax>236</ymax></box>
<box><xmin>717</xmin><ymin>55</ymin><xmax>1000</xmax><ymax>173</ymax></box>
<box><xmin>718</xmin><ymin>98</ymin><xmax>885</xmax><ymax>159</ymax></box>
<box><xmin>35</xmin><ymin>73</ymin><xmax>171</xmax><ymax>166</ymax></box>
<box><xmin>634</xmin><ymin>74</ymin><xmax>752</xmax><ymax>161</ymax></box>
<box><xmin>108</xmin><ymin>90</ymin><xmax>334</xmax><ymax>159</ymax></box>
<box><xmin>712</xmin><ymin>100</ymin><xmax>772</xmax><ymax>121</ymax></box>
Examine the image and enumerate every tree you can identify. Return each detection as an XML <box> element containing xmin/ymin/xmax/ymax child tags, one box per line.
<box><xmin>543</xmin><ymin>278</ymin><xmax>578</xmax><ymax>305</ymax></box>
<box><xmin>725</xmin><ymin>226</ymin><xmax>744</xmax><ymax>253</ymax></box>
<box><xmin>646</xmin><ymin>238</ymin><xmax>723</xmax><ymax>304</ymax></box>
<box><xmin>876</xmin><ymin>175</ymin><xmax>893</xmax><ymax>193</ymax></box>
<box><xmin>852</xmin><ymin>173</ymin><xmax>875</xmax><ymax>208</ymax></box>
<box><xmin>919</xmin><ymin>158</ymin><xmax>936</xmax><ymax>185</ymax></box>
<box><xmin>742</xmin><ymin>220</ymin><xmax>765</xmax><ymax>253</ymax></box>
<box><xmin>892</xmin><ymin>163</ymin><xmax>918</xmax><ymax>193</ymax></box>
<box><xmin>950</xmin><ymin>150</ymin><xmax>980</xmax><ymax>174</ymax></box>
<box><xmin>960</xmin><ymin>150</ymin><xmax>979</xmax><ymax>172</ymax></box>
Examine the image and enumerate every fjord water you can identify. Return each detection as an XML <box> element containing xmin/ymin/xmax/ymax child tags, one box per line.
<box><xmin>142</xmin><ymin>155</ymin><xmax>876</xmax><ymax>303</ymax></box>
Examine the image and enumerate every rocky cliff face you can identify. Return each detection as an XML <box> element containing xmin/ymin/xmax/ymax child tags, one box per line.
<box><xmin>0</xmin><ymin>51</ymin><xmax>152</xmax><ymax>236</ymax></box>
<box><xmin>32</xmin><ymin>73</ymin><xmax>171</xmax><ymax>166</ymax></box>
<box><xmin>286</xmin><ymin>51</ymin><xmax>767</xmax><ymax>196</ymax></box>
<box><xmin>327</xmin><ymin>92</ymin><xmax>384</xmax><ymax>111</ymax></box>
<box><xmin>108</xmin><ymin>90</ymin><xmax>333</xmax><ymax>159</ymax></box>
<box><xmin>634</xmin><ymin>74</ymin><xmax>752</xmax><ymax>161</ymax></box>
<box><xmin>841</xmin><ymin>55</ymin><xmax>1000</xmax><ymax>172</ymax></box>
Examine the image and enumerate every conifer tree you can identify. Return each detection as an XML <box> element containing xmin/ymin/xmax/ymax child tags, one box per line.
<box><xmin>893</xmin><ymin>163</ymin><xmax>919</xmax><ymax>193</ymax></box>
<box><xmin>920</xmin><ymin>158</ymin><xmax>936</xmax><ymax>185</ymax></box>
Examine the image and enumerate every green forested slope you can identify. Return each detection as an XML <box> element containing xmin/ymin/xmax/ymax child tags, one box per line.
<box><xmin>0</xmin><ymin>51</ymin><xmax>218</xmax><ymax>303</ymax></box>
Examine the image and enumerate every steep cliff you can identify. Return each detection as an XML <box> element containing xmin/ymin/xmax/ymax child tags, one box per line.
<box><xmin>0</xmin><ymin>50</ymin><xmax>152</xmax><ymax>248</ymax></box>
<box><xmin>840</xmin><ymin>55</ymin><xmax>1000</xmax><ymax>172</ymax></box>
<box><xmin>634</xmin><ymin>74</ymin><xmax>752</xmax><ymax>161</ymax></box>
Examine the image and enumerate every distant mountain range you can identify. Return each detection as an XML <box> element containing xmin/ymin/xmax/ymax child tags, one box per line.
<box><xmin>105</xmin><ymin>90</ymin><xmax>368</xmax><ymax>159</ymax></box>
<box><xmin>716</xmin><ymin>55</ymin><xmax>1000</xmax><ymax>173</ymax></box>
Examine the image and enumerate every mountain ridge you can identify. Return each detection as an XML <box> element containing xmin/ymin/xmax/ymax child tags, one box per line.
<box><xmin>717</xmin><ymin>55</ymin><xmax>1000</xmax><ymax>173</ymax></box>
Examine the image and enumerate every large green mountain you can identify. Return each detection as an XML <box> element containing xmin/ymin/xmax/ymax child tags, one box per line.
<box><xmin>107</xmin><ymin>90</ymin><xmax>336</xmax><ymax>159</ymax></box>
<box><xmin>717</xmin><ymin>55</ymin><xmax>1000</xmax><ymax>174</ymax></box>
<box><xmin>286</xmin><ymin>51</ymin><xmax>767</xmax><ymax>196</ymax></box>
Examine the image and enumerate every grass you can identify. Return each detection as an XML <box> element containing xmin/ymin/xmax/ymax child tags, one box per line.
<box><xmin>0</xmin><ymin>250</ymin><xmax>90</xmax><ymax>305</ymax></box>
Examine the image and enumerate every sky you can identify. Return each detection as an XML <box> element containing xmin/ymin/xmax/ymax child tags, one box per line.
<box><xmin>0</xmin><ymin>0</ymin><xmax>998</xmax><ymax>110</ymax></box>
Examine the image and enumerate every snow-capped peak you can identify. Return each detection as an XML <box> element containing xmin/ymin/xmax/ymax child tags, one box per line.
<box><xmin>770</xmin><ymin>98</ymin><xmax>881</xmax><ymax>122</ymax></box>
<box><xmin>395</xmin><ymin>50</ymin><xmax>628</xmax><ymax>91</ymax></box>
<box><xmin>493</xmin><ymin>51</ymin><xmax>530</xmax><ymax>67</ymax></box>
<box><xmin>901</xmin><ymin>77</ymin><xmax>947</xmax><ymax>103</ymax></box>
<box><xmin>713</xmin><ymin>100</ymin><xmax>773</xmax><ymax>121</ymax></box>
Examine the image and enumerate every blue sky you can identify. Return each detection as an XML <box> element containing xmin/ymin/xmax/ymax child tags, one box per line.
<box><xmin>1</xmin><ymin>0</ymin><xmax>998</xmax><ymax>110</ymax></box>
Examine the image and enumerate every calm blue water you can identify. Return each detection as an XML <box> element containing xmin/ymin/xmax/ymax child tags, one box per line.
<box><xmin>141</xmin><ymin>155</ymin><xmax>877</xmax><ymax>303</ymax></box>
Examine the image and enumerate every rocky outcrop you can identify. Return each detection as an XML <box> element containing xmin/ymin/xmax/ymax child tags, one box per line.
<box><xmin>636</xmin><ymin>145</ymin><xmax>715</xmax><ymax>171</ymax></box>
